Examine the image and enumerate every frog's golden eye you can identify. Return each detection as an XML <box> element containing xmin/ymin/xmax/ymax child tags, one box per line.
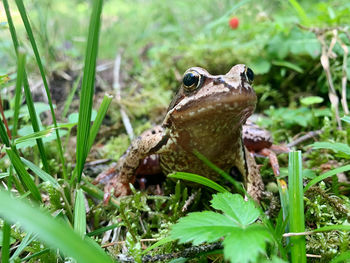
<box><xmin>245</xmin><ymin>67</ymin><xmax>254</xmax><ymax>82</ymax></box>
<box><xmin>182</xmin><ymin>71</ymin><xmax>201</xmax><ymax>91</ymax></box>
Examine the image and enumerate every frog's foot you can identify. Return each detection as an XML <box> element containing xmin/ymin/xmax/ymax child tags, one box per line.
<box><xmin>258</xmin><ymin>148</ymin><xmax>280</xmax><ymax>177</ymax></box>
<box><xmin>93</xmin><ymin>164</ymin><xmax>133</xmax><ymax>204</ymax></box>
<box><xmin>92</xmin><ymin>163</ymin><xmax>118</xmax><ymax>185</ymax></box>
<box><xmin>103</xmin><ymin>176</ymin><xmax>132</xmax><ymax>204</ymax></box>
<box><xmin>257</xmin><ymin>146</ymin><xmax>289</xmax><ymax>177</ymax></box>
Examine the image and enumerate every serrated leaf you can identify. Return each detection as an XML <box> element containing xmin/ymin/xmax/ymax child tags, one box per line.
<box><xmin>210</xmin><ymin>193</ymin><xmax>259</xmax><ymax>226</ymax></box>
<box><xmin>223</xmin><ymin>225</ymin><xmax>271</xmax><ymax>263</ymax></box>
<box><xmin>171</xmin><ymin>211</ymin><xmax>238</xmax><ymax>245</ymax></box>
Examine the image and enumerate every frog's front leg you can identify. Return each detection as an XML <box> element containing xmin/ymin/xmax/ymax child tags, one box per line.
<box><xmin>244</xmin><ymin>146</ymin><xmax>264</xmax><ymax>202</ymax></box>
<box><xmin>93</xmin><ymin>125</ymin><xmax>169</xmax><ymax>203</ymax></box>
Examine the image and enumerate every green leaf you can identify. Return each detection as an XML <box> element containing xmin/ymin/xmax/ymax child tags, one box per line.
<box><xmin>341</xmin><ymin>115</ymin><xmax>350</xmax><ymax>124</ymax></box>
<box><xmin>15</xmin><ymin>0</ymin><xmax>67</xmax><ymax>178</ymax></box>
<box><xmin>330</xmin><ymin>251</ymin><xmax>350</xmax><ymax>263</ymax></box>
<box><xmin>288</xmin><ymin>151</ymin><xmax>306</xmax><ymax>263</ymax></box>
<box><xmin>288</xmin><ymin>0</ymin><xmax>309</xmax><ymax>25</ymax></box>
<box><xmin>304</xmin><ymin>165</ymin><xmax>350</xmax><ymax>192</ymax></box>
<box><xmin>193</xmin><ymin>150</ymin><xmax>244</xmax><ymax>193</ymax></box>
<box><xmin>210</xmin><ymin>193</ymin><xmax>259</xmax><ymax>226</ymax></box>
<box><xmin>168</xmin><ymin>172</ymin><xmax>228</xmax><ymax>193</ymax></box>
<box><xmin>310</xmin><ymin>142</ymin><xmax>350</xmax><ymax>158</ymax></box>
<box><xmin>0</xmin><ymin>189</ymin><xmax>113</xmax><ymax>263</ymax></box>
<box><xmin>6</xmin><ymin>148</ymin><xmax>42</xmax><ymax>202</ymax></box>
<box><xmin>171</xmin><ymin>193</ymin><xmax>269</xmax><ymax>262</ymax></box>
<box><xmin>87</xmin><ymin>223</ymin><xmax>120</xmax><ymax>237</ymax></box>
<box><xmin>88</xmin><ymin>94</ymin><xmax>113</xmax><ymax>151</ymax></box>
<box><xmin>20</xmin><ymin>157</ymin><xmax>60</xmax><ymax>189</ymax></box>
<box><xmin>300</xmin><ymin>96</ymin><xmax>324</xmax><ymax>106</ymax></box>
<box><xmin>141</xmin><ymin>236</ymin><xmax>174</xmax><ymax>255</ymax></box>
<box><xmin>12</xmin><ymin>48</ymin><xmax>26</xmax><ymax>138</ymax></box>
<box><xmin>74</xmin><ymin>189</ymin><xmax>86</xmax><ymax>238</ymax></box>
<box><xmin>10</xmin><ymin>232</ymin><xmax>37</xmax><ymax>261</ymax></box>
<box><xmin>250</xmin><ymin>58</ymin><xmax>271</xmax><ymax>75</ymax></box>
<box><xmin>76</xmin><ymin>0</ymin><xmax>103</xmax><ymax>182</ymax></box>
<box><xmin>1</xmin><ymin>221</ymin><xmax>11</xmax><ymax>261</ymax></box>
<box><xmin>171</xmin><ymin>211</ymin><xmax>238</xmax><ymax>245</ymax></box>
<box><xmin>223</xmin><ymin>225</ymin><xmax>271</xmax><ymax>263</ymax></box>
<box><xmin>272</xmin><ymin>60</ymin><xmax>304</xmax><ymax>73</ymax></box>
<box><xmin>312</xmin><ymin>224</ymin><xmax>350</xmax><ymax>233</ymax></box>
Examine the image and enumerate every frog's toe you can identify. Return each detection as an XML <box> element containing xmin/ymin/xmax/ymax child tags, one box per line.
<box><xmin>93</xmin><ymin>164</ymin><xmax>118</xmax><ymax>185</ymax></box>
<box><xmin>102</xmin><ymin>177</ymin><xmax>132</xmax><ymax>204</ymax></box>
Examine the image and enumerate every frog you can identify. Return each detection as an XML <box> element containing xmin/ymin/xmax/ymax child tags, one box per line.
<box><xmin>94</xmin><ymin>64</ymin><xmax>264</xmax><ymax>203</ymax></box>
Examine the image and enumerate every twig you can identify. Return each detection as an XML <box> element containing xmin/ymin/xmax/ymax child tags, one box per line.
<box><xmin>287</xmin><ymin>130</ymin><xmax>322</xmax><ymax>148</ymax></box>
<box><xmin>306</xmin><ymin>254</ymin><xmax>322</xmax><ymax>259</ymax></box>
<box><xmin>283</xmin><ymin>231</ymin><xmax>313</xmax><ymax>237</ymax></box>
<box><xmin>319</xmin><ymin>33</ymin><xmax>342</xmax><ymax>129</ymax></box>
<box><xmin>182</xmin><ymin>191</ymin><xmax>198</xmax><ymax>212</ymax></box>
<box><xmin>298</xmin><ymin>24</ymin><xmax>350</xmax><ymax>128</ymax></box>
<box><xmin>338</xmin><ymin>36</ymin><xmax>349</xmax><ymax>115</ymax></box>
<box><xmin>113</xmin><ymin>52</ymin><xmax>134</xmax><ymax>140</ymax></box>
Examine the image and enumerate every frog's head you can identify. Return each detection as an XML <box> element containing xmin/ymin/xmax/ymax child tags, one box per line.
<box><xmin>164</xmin><ymin>64</ymin><xmax>257</xmax><ymax>129</ymax></box>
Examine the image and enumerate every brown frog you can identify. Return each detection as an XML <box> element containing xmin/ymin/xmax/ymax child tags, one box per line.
<box><xmin>94</xmin><ymin>64</ymin><xmax>264</xmax><ymax>202</ymax></box>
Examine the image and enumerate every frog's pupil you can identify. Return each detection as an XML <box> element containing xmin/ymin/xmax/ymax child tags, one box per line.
<box><xmin>246</xmin><ymin>68</ymin><xmax>254</xmax><ymax>82</ymax></box>
<box><xmin>183</xmin><ymin>72</ymin><xmax>199</xmax><ymax>87</ymax></box>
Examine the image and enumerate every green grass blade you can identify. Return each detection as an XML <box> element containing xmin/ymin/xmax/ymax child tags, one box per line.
<box><xmin>1</xmin><ymin>221</ymin><xmax>11</xmax><ymax>263</ymax></box>
<box><xmin>277</xmin><ymin>179</ymin><xmax>289</xmax><ymax>222</ymax></box>
<box><xmin>288</xmin><ymin>0</ymin><xmax>309</xmax><ymax>25</ymax></box>
<box><xmin>0</xmin><ymin>118</ymin><xmax>10</xmax><ymax>147</ymax></box>
<box><xmin>15</xmin><ymin>0</ymin><xmax>67</xmax><ymax>179</ymax></box>
<box><xmin>0</xmin><ymin>189</ymin><xmax>113</xmax><ymax>263</ymax></box>
<box><xmin>312</xmin><ymin>225</ymin><xmax>350</xmax><ymax>233</ymax></box>
<box><xmin>14</xmin><ymin>127</ymin><xmax>56</xmax><ymax>145</ymax></box>
<box><xmin>13</xmin><ymin>49</ymin><xmax>26</xmax><ymax>138</ymax></box>
<box><xmin>193</xmin><ymin>150</ymin><xmax>244</xmax><ymax>193</ymax></box>
<box><xmin>81</xmin><ymin>178</ymin><xmax>120</xmax><ymax>209</ymax></box>
<box><xmin>141</xmin><ymin>236</ymin><xmax>174</xmax><ymax>255</ymax></box>
<box><xmin>10</xmin><ymin>232</ymin><xmax>37</xmax><ymax>261</ymax></box>
<box><xmin>3</xmin><ymin>0</ymin><xmax>49</xmax><ymax>173</ymax></box>
<box><xmin>168</xmin><ymin>172</ymin><xmax>228</xmax><ymax>193</ymax></box>
<box><xmin>88</xmin><ymin>94</ymin><xmax>113</xmax><ymax>151</ymax></box>
<box><xmin>74</xmin><ymin>189</ymin><xmax>86</xmax><ymax>238</ymax></box>
<box><xmin>330</xmin><ymin>251</ymin><xmax>350</xmax><ymax>263</ymax></box>
<box><xmin>20</xmin><ymin>248</ymin><xmax>50</xmax><ymax>262</ymax></box>
<box><xmin>76</xmin><ymin>0</ymin><xmax>103</xmax><ymax>182</ymax></box>
<box><xmin>62</xmin><ymin>73</ymin><xmax>82</xmax><ymax>119</ymax></box>
<box><xmin>87</xmin><ymin>223</ymin><xmax>120</xmax><ymax>237</ymax></box>
<box><xmin>341</xmin><ymin>115</ymin><xmax>350</xmax><ymax>123</ymax></box>
<box><xmin>20</xmin><ymin>157</ymin><xmax>60</xmax><ymax>189</ymax></box>
<box><xmin>6</xmin><ymin>148</ymin><xmax>42</xmax><ymax>202</ymax></box>
<box><xmin>304</xmin><ymin>164</ymin><xmax>350</xmax><ymax>192</ymax></box>
<box><xmin>288</xmin><ymin>151</ymin><xmax>306</xmax><ymax>263</ymax></box>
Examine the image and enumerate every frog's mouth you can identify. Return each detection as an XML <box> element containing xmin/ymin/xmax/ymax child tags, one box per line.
<box><xmin>169</xmin><ymin>89</ymin><xmax>257</xmax><ymax>128</ymax></box>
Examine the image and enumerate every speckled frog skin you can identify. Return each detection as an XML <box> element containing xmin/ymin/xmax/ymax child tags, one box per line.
<box><xmin>96</xmin><ymin>64</ymin><xmax>264</xmax><ymax>201</ymax></box>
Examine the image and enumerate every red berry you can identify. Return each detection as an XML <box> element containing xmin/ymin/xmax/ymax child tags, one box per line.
<box><xmin>229</xmin><ymin>17</ymin><xmax>239</xmax><ymax>29</ymax></box>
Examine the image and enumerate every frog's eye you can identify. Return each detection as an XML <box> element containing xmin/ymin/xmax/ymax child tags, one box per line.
<box><xmin>245</xmin><ymin>67</ymin><xmax>254</xmax><ymax>82</ymax></box>
<box><xmin>182</xmin><ymin>71</ymin><xmax>201</xmax><ymax>91</ymax></box>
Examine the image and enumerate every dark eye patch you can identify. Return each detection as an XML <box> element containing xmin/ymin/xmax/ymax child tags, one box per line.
<box><xmin>246</xmin><ymin>67</ymin><xmax>254</xmax><ymax>82</ymax></box>
<box><xmin>183</xmin><ymin>72</ymin><xmax>199</xmax><ymax>88</ymax></box>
